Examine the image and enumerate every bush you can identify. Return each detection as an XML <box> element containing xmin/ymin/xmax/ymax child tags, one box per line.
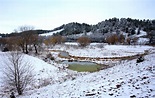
<box><xmin>2</xmin><ymin>47</ymin><xmax>9</xmax><ymax>52</ymax></box>
<box><xmin>77</xmin><ymin>36</ymin><xmax>91</xmax><ymax>47</ymax></box>
<box><xmin>106</xmin><ymin>34</ymin><xmax>119</xmax><ymax>44</ymax></box>
<box><xmin>136</xmin><ymin>56</ymin><xmax>144</xmax><ymax>63</ymax></box>
<box><xmin>39</xmin><ymin>78</ymin><xmax>51</xmax><ymax>88</ymax></box>
<box><xmin>46</xmin><ymin>53</ymin><xmax>55</xmax><ymax>60</ymax></box>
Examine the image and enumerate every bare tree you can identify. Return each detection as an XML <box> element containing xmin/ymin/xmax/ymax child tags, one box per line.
<box><xmin>18</xmin><ymin>25</ymin><xmax>34</xmax><ymax>32</ymax></box>
<box><xmin>3</xmin><ymin>52</ymin><xmax>34</xmax><ymax>95</ymax></box>
<box><xmin>31</xmin><ymin>34</ymin><xmax>39</xmax><ymax>54</ymax></box>
<box><xmin>30</xmin><ymin>34</ymin><xmax>44</xmax><ymax>54</ymax></box>
<box><xmin>16</xmin><ymin>26</ymin><xmax>35</xmax><ymax>54</ymax></box>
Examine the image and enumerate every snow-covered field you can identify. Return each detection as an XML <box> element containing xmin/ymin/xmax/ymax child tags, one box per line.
<box><xmin>52</xmin><ymin>43</ymin><xmax>153</xmax><ymax>58</ymax></box>
<box><xmin>0</xmin><ymin>44</ymin><xmax>155</xmax><ymax>98</ymax></box>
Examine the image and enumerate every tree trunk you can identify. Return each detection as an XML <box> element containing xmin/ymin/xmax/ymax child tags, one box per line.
<box><xmin>34</xmin><ymin>44</ymin><xmax>38</xmax><ymax>54</ymax></box>
<box><xmin>25</xmin><ymin>44</ymin><xmax>28</xmax><ymax>54</ymax></box>
<box><xmin>17</xmin><ymin>88</ymin><xmax>23</xmax><ymax>95</ymax></box>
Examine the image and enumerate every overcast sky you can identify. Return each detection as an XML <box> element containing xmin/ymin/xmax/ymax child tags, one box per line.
<box><xmin>0</xmin><ymin>0</ymin><xmax>155</xmax><ymax>34</ymax></box>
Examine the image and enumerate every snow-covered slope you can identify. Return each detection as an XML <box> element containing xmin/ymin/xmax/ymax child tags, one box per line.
<box><xmin>17</xmin><ymin>50</ymin><xmax>155</xmax><ymax>98</ymax></box>
<box><xmin>40</xmin><ymin>29</ymin><xmax>64</xmax><ymax>36</ymax></box>
<box><xmin>137</xmin><ymin>38</ymin><xmax>149</xmax><ymax>45</ymax></box>
<box><xmin>67</xmin><ymin>32</ymin><xmax>93</xmax><ymax>38</ymax></box>
<box><xmin>135</xmin><ymin>29</ymin><xmax>147</xmax><ymax>37</ymax></box>
<box><xmin>0</xmin><ymin>52</ymin><xmax>81</xmax><ymax>97</ymax></box>
<box><xmin>0</xmin><ymin>45</ymin><xmax>154</xmax><ymax>98</ymax></box>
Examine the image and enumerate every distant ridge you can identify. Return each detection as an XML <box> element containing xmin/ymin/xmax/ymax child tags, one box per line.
<box><xmin>0</xmin><ymin>18</ymin><xmax>155</xmax><ymax>44</ymax></box>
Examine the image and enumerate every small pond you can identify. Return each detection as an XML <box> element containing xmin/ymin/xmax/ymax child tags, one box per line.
<box><xmin>59</xmin><ymin>51</ymin><xmax>70</xmax><ymax>58</ymax></box>
<box><xmin>59</xmin><ymin>51</ymin><xmax>108</xmax><ymax>72</ymax></box>
<box><xmin>62</xmin><ymin>61</ymin><xmax>103</xmax><ymax>72</ymax></box>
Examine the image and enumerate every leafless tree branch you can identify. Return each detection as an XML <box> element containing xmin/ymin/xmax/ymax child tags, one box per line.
<box><xmin>2</xmin><ymin>51</ymin><xmax>34</xmax><ymax>95</ymax></box>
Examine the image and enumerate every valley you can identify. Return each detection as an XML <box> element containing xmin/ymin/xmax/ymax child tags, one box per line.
<box><xmin>0</xmin><ymin>43</ymin><xmax>154</xmax><ymax>98</ymax></box>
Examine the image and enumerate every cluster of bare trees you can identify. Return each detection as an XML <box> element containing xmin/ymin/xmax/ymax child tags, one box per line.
<box><xmin>105</xmin><ymin>34</ymin><xmax>134</xmax><ymax>45</ymax></box>
<box><xmin>44</xmin><ymin>35</ymin><xmax>65</xmax><ymax>47</ymax></box>
<box><xmin>14</xmin><ymin>26</ymin><xmax>43</xmax><ymax>54</ymax></box>
<box><xmin>105</xmin><ymin>33</ymin><xmax>141</xmax><ymax>45</ymax></box>
<box><xmin>0</xmin><ymin>26</ymin><xmax>43</xmax><ymax>54</ymax></box>
<box><xmin>41</xmin><ymin>35</ymin><xmax>91</xmax><ymax>48</ymax></box>
<box><xmin>0</xmin><ymin>26</ymin><xmax>68</xmax><ymax>54</ymax></box>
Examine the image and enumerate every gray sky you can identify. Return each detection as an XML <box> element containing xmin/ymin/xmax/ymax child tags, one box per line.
<box><xmin>0</xmin><ymin>0</ymin><xmax>155</xmax><ymax>34</ymax></box>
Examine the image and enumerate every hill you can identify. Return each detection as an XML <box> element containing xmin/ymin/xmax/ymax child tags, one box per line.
<box><xmin>39</xmin><ymin>18</ymin><xmax>155</xmax><ymax>44</ymax></box>
<box><xmin>1</xmin><ymin>18</ymin><xmax>155</xmax><ymax>44</ymax></box>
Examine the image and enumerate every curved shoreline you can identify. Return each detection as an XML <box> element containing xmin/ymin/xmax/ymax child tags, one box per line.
<box><xmin>50</xmin><ymin>50</ymin><xmax>149</xmax><ymax>61</ymax></box>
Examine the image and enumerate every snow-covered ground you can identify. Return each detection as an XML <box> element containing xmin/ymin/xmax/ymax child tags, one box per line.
<box><xmin>0</xmin><ymin>52</ymin><xmax>84</xmax><ymax>98</ymax></box>
<box><xmin>40</xmin><ymin>29</ymin><xmax>64</xmax><ymax>36</ymax></box>
<box><xmin>137</xmin><ymin>38</ymin><xmax>149</xmax><ymax>45</ymax></box>
<box><xmin>0</xmin><ymin>44</ymin><xmax>155</xmax><ymax>98</ymax></box>
<box><xmin>67</xmin><ymin>32</ymin><xmax>93</xmax><ymax>38</ymax></box>
<box><xmin>135</xmin><ymin>29</ymin><xmax>147</xmax><ymax>37</ymax></box>
<box><xmin>52</xmin><ymin>43</ymin><xmax>153</xmax><ymax>58</ymax></box>
<box><xmin>17</xmin><ymin>52</ymin><xmax>155</xmax><ymax>98</ymax></box>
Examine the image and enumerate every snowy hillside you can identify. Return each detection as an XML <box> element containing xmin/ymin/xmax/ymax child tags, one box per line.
<box><xmin>135</xmin><ymin>29</ymin><xmax>147</xmax><ymax>37</ymax></box>
<box><xmin>17</xmin><ymin>48</ymin><xmax>155</xmax><ymax>98</ymax></box>
<box><xmin>132</xmin><ymin>29</ymin><xmax>149</xmax><ymax>44</ymax></box>
<box><xmin>40</xmin><ymin>29</ymin><xmax>64</xmax><ymax>36</ymax></box>
<box><xmin>66</xmin><ymin>32</ymin><xmax>93</xmax><ymax>38</ymax></box>
<box><xmin>0</xmin><ymin>52</ymin><xmax>83</xmax><ymax>98</ymax></box>
<box><xmin>0</xmin><ymin>44</ymin><xmax>154</xmax><ymax>98</ymax></box>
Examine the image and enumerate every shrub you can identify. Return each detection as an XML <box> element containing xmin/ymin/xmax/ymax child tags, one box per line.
<box><xmin>39</xmin><ymin>78</ymin><xmax>51</xmax><ymax>88</ymax></box>
<box><xmin>46</xmin><ymin>53</ymin><xmax>55</xmax><ymax>60</ymax></box>
<box><xmin>77</xmin><ymin>36</ymin><xmax>91</xmax><ymax>47</ymax></box>
<box><xmin>2</xmin><ymin>47</ymin><xmax>9</xmax><ymax>52</ymax></box>
<box><xmin>106</xmin><ymin>34</ymin><xmax>119</xmax><ymax>44</ymax></box>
